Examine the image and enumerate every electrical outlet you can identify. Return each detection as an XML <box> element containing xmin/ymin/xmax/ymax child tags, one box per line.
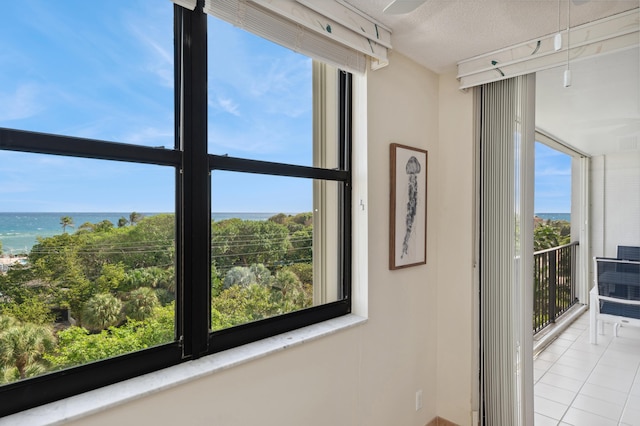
<box><xmin>415</xmin><ymin>389</ymin><xmax>423</xmax><ymax>411</ymax></box>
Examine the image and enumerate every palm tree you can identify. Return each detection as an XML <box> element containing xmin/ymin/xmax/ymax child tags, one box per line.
<box><xmin>129</xmin><ymin>212</ymin><xmax>142</xmax><ymax>226</ymax></box>
<box><xmin>0</xmin><ymin>316</ymin><xmax>55</xmax><ymax>380</ymax></box>
<box><xmin>124</xmin><ymin>287</ymin><xmax>159</xmax><ymax>321</ymax></box>
<box><xmin>117</xmin><ymin>217</ymin><xmax>129</xmax><ymax>228</ymax></box>
<box><xmin>82</xmin><ymin>293</ymin><xmax>123</xmax><ymax>332</ymax></box>
<box><xmin>223</xmin><ymin>266</ymin><xmax>256</xmax><ymax>289</ymax></box>
<box><xmin>60</xmin><ymin>216</ymin><xmax>74</xmax><ymax>233</ymax></box>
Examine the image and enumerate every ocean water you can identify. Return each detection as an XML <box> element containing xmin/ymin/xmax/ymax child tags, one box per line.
<box><xmin>535</xmin><ymin>213</ymin><xmax>571</xmax><ymax>222</ymax></box>
<box><xmin>0</xmin><ymin>212</ymin><xmax>276</xmax><ymax>254</ymax></box>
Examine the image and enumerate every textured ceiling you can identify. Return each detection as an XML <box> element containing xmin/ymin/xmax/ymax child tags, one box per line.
<box><xmin>346</xmin><ymin>0</ymin><xmax>639</xmax><ymax>73</ymax></box>
<box><xmin>345</xmin><ymin>0</ymin><xmax>640</xmax><ymax>156</ymax></box>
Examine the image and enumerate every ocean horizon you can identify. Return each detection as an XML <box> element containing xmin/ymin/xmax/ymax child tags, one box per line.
<box><xmin>0</xmin><ymin>212</ymin><xmax>279</xmax><ymax>254</ymax></box>
<box><xmin>535</xmin><ymin>212</ymin><xmax>570</xmax><ymax>222</ymax></box>
<box><xmin>1</xmin><ymin>211</ymin><xmax>570</xmax><ymax>254</ymax></box>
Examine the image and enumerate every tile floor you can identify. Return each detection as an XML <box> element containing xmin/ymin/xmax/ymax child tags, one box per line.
<box><xmin>534</xmin><ymin>311</ymin><xmax>640</xmax><ymax>425</ymax></box>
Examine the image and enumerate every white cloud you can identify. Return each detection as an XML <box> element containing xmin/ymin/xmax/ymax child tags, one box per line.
<box><xmin>124</xmin><ymin>6</ymin><xmax>174</xmax><ymax>88</ymax></box>
<box><xmin>536</xmin><ymin>166</ymin><xmax>571</xmax><ymax>177</ymax></box>
<box><xmin>216</xmin><ymin>97</ymin><xmax>241</xmax><ymax>116</ymax></box>
<box><xmin>0</xmin><ymin>84</ymin><xmax>43</xmax><ymax>121</ymax></box>
<box><xmin>121</xmin><ymin>126</ymin><xmax>173</xmax><ymax>147</ymax></box>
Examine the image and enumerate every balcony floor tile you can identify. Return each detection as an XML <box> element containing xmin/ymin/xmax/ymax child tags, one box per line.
<box><xmin>535</xmin><ymin>310</ymin><xmax>640</xmax><ymax>424</ymax></box>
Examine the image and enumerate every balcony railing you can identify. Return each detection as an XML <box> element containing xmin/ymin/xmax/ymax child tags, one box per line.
<box><xmin>533</xmin><ymin>241</ymin><xmax>579</xmax><ymax>333</ymax></box>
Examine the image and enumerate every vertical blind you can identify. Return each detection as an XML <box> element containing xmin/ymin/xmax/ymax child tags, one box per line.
<box><xmin>179</xmin><ymin>0</ymin><xmax>393</xmax><ymax>74</ymax></box>
<box><xmin>479</xmin><ymin>75</ymin><xmax>535</xmax><ymax>426</ymax></box>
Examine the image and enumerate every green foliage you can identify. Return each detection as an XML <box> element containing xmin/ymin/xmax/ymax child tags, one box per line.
<box><xmin>123</xmin><ymin>266</ymin><xmax>174</xmax><ymax>294</ymax></box>
<box><xmin>2</xmin><ymin>212</ymin><xmax>315</xmax><ymax>382</ymax></box>
<box><xmin>211</xmin><ymin>263</ymin><xmax>223</xmax><ymax>298</ymax></box>
<box><xmin>0</xmin><ymin>316</ymin><xmax>55</xmax><ymax>380</ymax></box>
<box><xmin>93</xmin><ymin>220</ymin><xmax>114</xmax><ymax>233</ymax></box>
<box><xmin>124</xmin><ymin>287</ymin><xmax>160</xmax><ymax>321</ymax></box>
<box><xmin>59</xmin><ymin>216</ymin><xmax>74</xmax><ymax>233</ymax></box>
<box><xmin>211</xmin><ymin>218</ymin><xmax>289</xmax><ymax>272</ymax></box>
<box><xmin>0</xmin><ymin>297</ymin><xmax>53</xmax><ymax>325</ymax></box>
<box><xmin>95</xmin><ymin>263</ymin><xmax>127</xmax><ymax>293</ymax></box>
<box><xmin>0</xmin><ymin>264</ymin><xmax>35</xmax><ymax>305</ymax></box>
<box><xmin>282</xmin><ymin>263</ymin><xmax>313</xmax><ymax>287</ymax></box>
<box><xmin>129</xmin><ymin>212</ymin><xmax>142</xmax><ymax>225</ymax></box>
<box><xmin>287</xmin><ymin>228</ymin><xmax>312</xmax><ymax>263</ymax></box>
<box><xmin>82</xmin><ymin>293</ymin><xmax>123</xmax><ymax>332</ymax></box>
<box><xmin>534</xmin><ymin>220</ymin><xmax>571</xmax><ymax>251</ymax></box>
<box><xmin>44</xmin><ymin>304</ymin><xmax>174</xmax><ymax>369</ymax></box>
<box><xmin>223</xmin><ymin>266</ymin><xmax>256</xmax><ymax>289</ymax></box>
<box><xmin>211</xmin><ymin>284</ymin><xmax>276</xmax><ymax>330</ymax></box>
<box><xmin>1</xmin><ymin>362</ymin><xmax>47</xmax><ymax>384</ymax></box>
<box><xmin>271</xmin><ymin>269</ymin><xmax>311</xmax><ymax>313</ymax></box>
<box><xmin>269</xmin><ymin>212</ymin><xmax>313</xmax><ymax>232</ymax></box>
<box><xmin>249</xmin><ymin>263</ymin><xmax>272</xmax><ymax>286</ymax></box>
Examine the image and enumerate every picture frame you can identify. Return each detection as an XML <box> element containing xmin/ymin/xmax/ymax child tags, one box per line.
<box><xmin>389</xmin><ymin>143</ymin><xmax>428</xmax><ymax>270</ymax></box>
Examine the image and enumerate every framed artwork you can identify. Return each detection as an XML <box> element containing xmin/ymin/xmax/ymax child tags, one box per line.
<box><xmin>389</xmin><ymin>143</ymin><xmax>427</xmax><ymax>270</ymax></box>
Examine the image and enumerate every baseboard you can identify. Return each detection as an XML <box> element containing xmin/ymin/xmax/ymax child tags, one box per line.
<box><xmin>426</xmin><ymin>416</ymin><xmax>459</xmax><ymax>426</ymax></box>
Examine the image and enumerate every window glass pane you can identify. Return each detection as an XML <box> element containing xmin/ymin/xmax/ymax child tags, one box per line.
<box><xmin>0</xmin><ymin>152</ymin><xmax>176</xmax><ymax>384</ymax></box>
<box><xmin>210</xmin><ymin>172</ymin><xmax>342</xmax><ymax>331</ymax></box>
<box><xmin>207</xmin><ymin>16</ymin><xmax>314</xmax><ymax>166</ymax></box>
<box><xmin>0</xmin><ymin>2</ymin><xmax>173</xmax><ymax>147</ymax></box>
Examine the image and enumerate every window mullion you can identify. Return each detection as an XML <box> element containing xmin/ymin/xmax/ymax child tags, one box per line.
<box><xmin>339</xmin><ymin>71</ymin><xmax>353</xmax><ymax>302</ymax></box>
<box><xmin>178</xmin><ymin>2</ymin><xmax>210</xmax><ymax>360</ymax></box>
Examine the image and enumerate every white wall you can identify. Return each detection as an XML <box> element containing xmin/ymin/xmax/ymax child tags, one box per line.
<box><xmin>63</xmin><ymin>53</ymin><xmax>472</xmax><ymax>426</ymax></box>
<box><xmin>590</xmin><ymin>151</ymin><xmax>640</xmax><ymax>258</ymax></box>
<box><xmin>435</xmin><ymin>74</ymin><xmax>476</xmax><ymax>425</ymax></box>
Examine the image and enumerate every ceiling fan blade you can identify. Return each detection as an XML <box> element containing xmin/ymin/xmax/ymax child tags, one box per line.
<box><xmin>383</xmin><ymin>0</ymin><xmax>427</xmax><ymax>15</ymax></box>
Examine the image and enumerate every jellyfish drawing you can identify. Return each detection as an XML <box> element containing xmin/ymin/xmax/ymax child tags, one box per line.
<box><xmin>401</xmin><ymin>156</ymin><xmax>421</xmax><ymax>258</ymax></box>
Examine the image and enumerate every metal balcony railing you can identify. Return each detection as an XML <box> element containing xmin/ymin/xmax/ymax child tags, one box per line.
<box><xmin>533</xmin><ymin>241</ymin><xmax>579</xmax><ymax>333</ymax></box>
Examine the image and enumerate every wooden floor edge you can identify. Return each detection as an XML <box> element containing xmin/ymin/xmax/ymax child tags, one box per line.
<box><xmin>426</xmin><ymin>416</ymin><xmax>459</xmax><ymax>426</ymax></box>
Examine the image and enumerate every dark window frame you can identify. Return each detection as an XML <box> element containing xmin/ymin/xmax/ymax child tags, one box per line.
<box><xmin>0</xmin><ymin>2</ymin><xmax>351</xmax><ymax>416</ymax></box>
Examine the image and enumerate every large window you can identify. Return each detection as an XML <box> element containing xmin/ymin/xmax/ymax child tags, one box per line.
<box><xmin>0</xmin><ymin>2</ymin><xmax>351</xmax><ymax>416</ymax></box>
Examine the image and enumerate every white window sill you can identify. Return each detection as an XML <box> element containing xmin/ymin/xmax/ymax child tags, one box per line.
<box><xmin>0</xmin><ymin>314</ymin><xmax>366</xmax><ymax>426</ymax></box>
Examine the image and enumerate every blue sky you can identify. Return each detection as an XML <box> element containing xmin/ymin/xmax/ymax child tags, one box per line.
<box><xmin>0</xmin><ymin>1</ymin><xmax>312</xmax><ymax>213</ymax></box>
<box><xmin>0</xmin><ymin>1</ymin><xmax>570</xmax><ymax>214</ymax></box>
<box><xmin>535</xmin><ymin>142</ymin><xmax>572</xmax><ymax>213</ymax></box>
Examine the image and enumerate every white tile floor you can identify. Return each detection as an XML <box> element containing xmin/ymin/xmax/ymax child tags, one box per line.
<box><xmin>534</xmin><ymin>312</ymin><xmax>640</xmax><ymax>425</ymax></box>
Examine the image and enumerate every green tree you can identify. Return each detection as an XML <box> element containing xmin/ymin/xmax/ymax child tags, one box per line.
<box><xmin>94</xmin><ymin>220</ymin><xmax>114</xmax><ymax>233</ymax></box>
<box><xmin>110</xmin><ymin>214</ymin><xmax>175</xmax><ymax>269</ymax></box>
<box><xmin>28</xmin><ymin>232</ymin><xmax>94</xmax><ymax>325</ymax></box>
<box><xmin>129</xmin><ymin>212</ymin><xmax>142</xmax><ymax>226</ymax></box>
<box><xmin>271</xmin><ymin>269</ymin><xmax>311</xmax><ymax>312</ymax></box>
<box><xmin>95</xmin><ymin>263</ymin><xmax>127</xmax><ymax>293</ymax></box>
<box><xmin>117</xmin><ymin>217</ymin><xmax>129</xmax><ymax>228</ymax></box>
<box><xmin>0</xmin><ymin>297</ymin><xmax>53</xmax><ymax>325</ymax></box>
<box><xmin>211</xmin><ymin>284</ymin><xmax>276</xmax><ymax>330</ymax></box>
<box><xmin>45</xmin><ymin>304</ymin><xmax>174</xmax><ymax>369</ymax></box>
<box><xmin>534</xmin><ymin>223</ymin><xmax>570</xmax><ymax>251</ymax></box>
<box><xmin>77</xmin><ymin>222</ymin><xmax>96</xmax><ymax>233</ymax></box>
<box><xmin>0</xmin><ymin>316</ymin><xmax>55</xmax><ymax>380</ymax></box>
<box><xmin>223</xmin><ymin>266</ymin><xmax>256</xmax><ymax>289</ymax></box>
<box><xmin>211</xmin><ymin>218</ymin><xmax>289</xmax><ymax>271</ymax></box>
<box><xmin>82</xmin><ymin>293</ymin><xmax>123</xmax><ymax>332</ymax></box>
<box><xmin>286</xmin><ymin>228</ymin><xmax>313</xmax><ymax>263</ymax></box>
<box><xmin>60</xmin><ymin>216</ymin><xmax>74</xmax><ymax>233</ymax></box>
<box><xmin>249</xmin><ymin>263</ymin><xmax>272</xmax><ymax>286</ymax></box>
<box><xmin>282</xmin><ymin>263</ymin><xmax>313</xmax><ymax>287</ymax></box>
<box><xmin>123</xmin><ymin>266</ymin><xmax>174</xmax><ymax>292</ymax></box>
<box><xmin>124</xmin><ymin>287</ymin><xmax>159</xmax><ymax>321</ymax></box>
